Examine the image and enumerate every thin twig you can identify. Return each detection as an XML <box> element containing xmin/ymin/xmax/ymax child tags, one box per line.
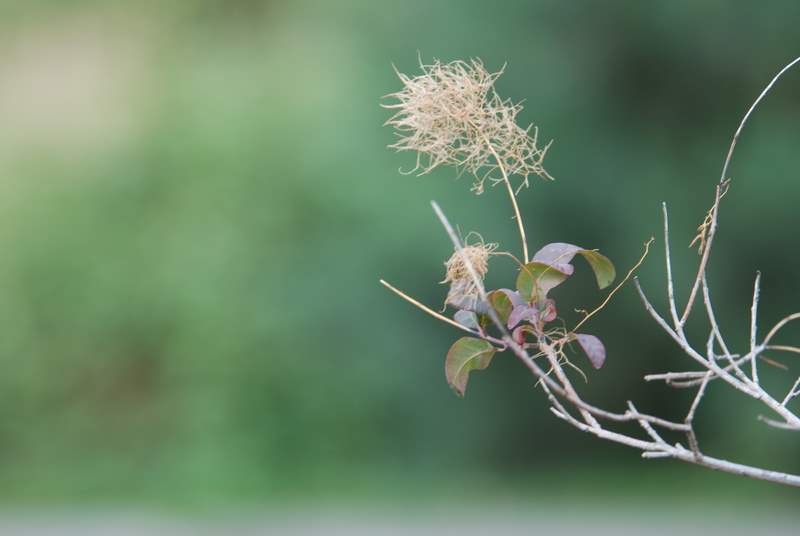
<box><xmin>758</xmin><ymin>416</ymin><xmax>800</xmax><ymax>431</ymax></box>
<box><xmin>541</xmin><ymin>342</ymin><xmax>600</xmax><ymax>428</ymax></box>
<box><xmin>763</xmin><ymin>312</ymin><xmax>800</xmax><ymax>347</ymax></box>
<box><xmin>718</xmin><ymin>56</ymin><xmax>800</xmax><ymax>185</ymax></box>
<box><xmin>662</xmin><ymin>204</ymin><xmax>682</xmax><ymax>331</ymax></box>
<box><xmin>766</xmin><ymin>345</ymin><xmax>800</xmax><ymax>356</ymax></box>
<box><xmin>681</xmin><ymin>55</ymin><xmax>800</xmax><ymax>324</ymax></box>
<box><xmin>702</xmin><ymin>272</ymin><xmax>752</xmax><ymax>384</ymax></box>
<box><xmin>627</xmin><ymin>401</ymin><xmax>668</xmax><ymax>446</ymax></box>
<box><xmin>782</xmin><ymin>376</ymin><xmax>800</xmax><ymax>407</ymax></box>
<box><xmin>680</xmin><ymin>183</ymin><xmax>722</xmax><ymax>324</ymax></box>
<box><xmin>379</xmin><ymin>279</ymin><xmax>504</xmax><ymax>346</ymax></box>
<box><xmin>483</xmin><ymin>136</ymin><xmax>530</xmax><ymax>263</ymax></box>
<box><xmin>572</xmin><ymin>237</ymin><xmax>653</xmax><ymax>333</ymax></box>
<box><xmin>750</xmin><ymin>272</ymin><xmax>762</xmax><ymax>385</ymax></box>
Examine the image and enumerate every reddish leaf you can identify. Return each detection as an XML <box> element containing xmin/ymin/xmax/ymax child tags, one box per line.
<box><xmin>512</xmin><ymin>325</ymin><xmax>539</xmax><ymax>345</ymax></box>
<box><xmin>575</xmin><ymin>334</ymin><xmax>606</xmax><ymax>369</ymax></box>
<box><xmin>540</xmin><ymin>299</ymin><xmax>557</xmax><ymax>322</ymax></box>
<box><xmin>508</xmin><ymin>304</ymin><xmax>539</xmax><ymax>329</ymax></box>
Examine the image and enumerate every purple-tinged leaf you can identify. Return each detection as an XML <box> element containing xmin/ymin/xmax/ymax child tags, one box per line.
<box><xmin>534</xmin><ymin>243</ymin><xmax>616</xmax><ymax>290</ymax></box>
<box><xmin>445</xmin><ymin>337</ymin><xmax>498</xmax><ymax>397</ymax></box>
<box><xmin>540</xmin><ymin>299</ymin><xmax>557</xmax><ymax>322</ymax></box>
<box><xmin>495</xmin><ymin>288</ymin><xmax>526</xmax><ymax>307</ymax></box>
<box><xmin>533</xmin><ymin>243</ymin><xmax>580</xmax><ymax>274</ymax></box>
<box><xmin>512</xmin><ymin>325</ymin><xmax>539</xmax><ymax>345</ymax></box>
<box><xmin>516</xmin><ymin>262</ymin><xmax>570</xmax><ymax>302</ymax></box>
<box><xmin>508</xmin><ymin>304</ymin><xmax>539</xmax><ymax>329</ymax></box>
<box><xmin>454</xmin><ymin>310</ymin><xmax>480</xmax><ymax>330</ymax></box>
<box><xmin>575</xmin><ymin>333</ymin><xmax>606</xmax><ymax>369</ymax></box>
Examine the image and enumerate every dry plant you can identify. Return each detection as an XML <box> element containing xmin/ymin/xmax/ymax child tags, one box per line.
<box><xmin>380</xmin><ymin>56</ymin><xmax>800</xmax><ymax>487</ymax></box>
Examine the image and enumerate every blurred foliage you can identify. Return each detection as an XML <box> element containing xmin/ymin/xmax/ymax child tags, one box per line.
<box><xmin>0</xmin><ymin>0</ymin><xmax>798</xmax><ymax>507</ymax></box>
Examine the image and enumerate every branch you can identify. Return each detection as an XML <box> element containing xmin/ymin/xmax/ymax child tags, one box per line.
<box><xmin>386</xmin><ymin>55</ymin><xmax>800</xmax><ymax>490</ymax></box>
<box><xmin>431</xmin><ymin>201</ymin><xmax>688</xmax><ymax>431</ymax></box>
<box><xmin>428</xmin><ymin>201</ymin><xmax>800</xmax><ymax>487</ymax></box>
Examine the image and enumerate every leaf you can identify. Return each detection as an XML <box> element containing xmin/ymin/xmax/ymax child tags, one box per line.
<box><xmin>534</xmin><ymin>242</ymin><xmax>616</xmax><ymax>290</ymax></box>
<box><xmin>540</xmin><ymin>298</ymin><xmax>557</xmax><ymax>322</ymax></box>
<box><xmin>533</xmin><ymin>243</ymin><xmax>579</xmax><ymax>274</ymax></box>
<box><xmin>516</xmin><ymin>261</ymin><xmax>571</xmax><ymax>302</ymax></box>
<box><xmin>574</xmin><ymin>333</ymin><xmax>606</xmax><ymax>369</ymax></box>
<box><xmin>445</xmin><ymin>337</ymin><xmax>497</xmax><ymax>397</ymax></box>
<box><xmin>488</xmin><ymin>289</ymin><xmax>520</xmax><ymax>324</ymax></box>
<box><xmin>512</xmin><ymin>324</ymin><xmax>538</xmax><ymax>345</ymax></box>
<box><xmin>454</xmin><ymin>310</ymin><xmax>480</xmax><ymax>330</ymax></box>
<box><xmin>508</xmin><ymin>304</ymin><xmax>539</xmax><ymax>329</ymax></box>
<box><xmin>576</xmin><ymin>250</ymin><xmax>616</xmax><ymax>290</ymax></box>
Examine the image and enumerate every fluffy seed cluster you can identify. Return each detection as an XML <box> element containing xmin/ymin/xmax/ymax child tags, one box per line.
<box><xmin>442</xmin><ymin>238</ymin><xmax>497</xmax><ymax>308</ymax></box>
<box><xmin>384</xmin><ymin>58</ymin><xmax>553</xmax><ymax>194</ymax></box>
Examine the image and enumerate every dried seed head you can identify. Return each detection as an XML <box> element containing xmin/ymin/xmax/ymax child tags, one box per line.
<box><xmin>443</xmin><ymin>244</ymin><xmax>494</xmax><ymax>283</ymax></box>
<box><xmin>384</xmin><ymin>57</ymin><xmax>553</xmax><ymax>194</ymax></box>
<box><xmin>442</xmin><ymin>237</ymin><xmax>497</xmax><ymax>309</ymax></box>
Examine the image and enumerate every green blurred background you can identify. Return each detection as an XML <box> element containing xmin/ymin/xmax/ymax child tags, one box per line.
<box><xmin>0</xmin><ymin>0</ymin><xmax>798</xmax><ymax>519</ymax></box>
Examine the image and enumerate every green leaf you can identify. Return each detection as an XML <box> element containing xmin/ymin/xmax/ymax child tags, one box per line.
<box><xmin>488</xmin><ymin>290</ymin><xmax>514</xmax><ymax>324</ymax></box>
<box><xmin>516</xmin><ymin>261</ymin><xmax>570</xmax><ymax>302</ymax></box>
<box><xmin>576</xmin><ymin>250</ymin><xmax>616</xmax><ymax>290</ymax></box>
<box><xmin>445</xmin><ymin>337</ymin><xmax>497</xmax><ymax>397</ymax></box>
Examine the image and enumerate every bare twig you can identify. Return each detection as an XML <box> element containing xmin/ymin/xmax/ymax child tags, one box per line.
<box><xmin>685</xmin><ymin>372</ymin><xmax>712</xmax><ymax>457</ymax></box>
<box><xmin>766</xmin><ymin>345</ymin><xmax>800</xmax><ymax>356</ymax></box>
<box><xmin>572</xmin><ymin>237</ymin><xmax>653</xmax><ymax>333</ymax></box>
<box><xmin>662</xmin><ymin>203</ymin><xmax>682</xmax><ymax>331</ymax></box>
<box><xmin>680</xmin><ymin>56</ymin><xmax>800</xmax><ymax>324</ymax></box>
<box><xmin>782</xmin><ymin>376</ymin><xmax>800</xmax><ymax>407</ymax></box>
<box><xmin>680</xmin><ymin>182</ymin><xmax>722</xmax><ymax>324</ymax></box>
<box><xmin>627</xmin><ymin>401</ymin><xmax>668</xmax><ymax>446</ymax></box>
<box><xmin>763</xmin><ymin>312</ymin><xmax>800</xmax><ymax>347</ymax></box>
<box><xmin>750</xmin><ymin>272</ymin><xmax>762</xmax><ymax>384</ymax></box>
<box><xmin>379</xmin><ymin>279</ymin><xmax>505</xmax><ymax>346</ymax></box>
<box><xmin>718</xmin><ymin>56</ymin><xmax>800</xmax><ymax>185</ymax></box>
